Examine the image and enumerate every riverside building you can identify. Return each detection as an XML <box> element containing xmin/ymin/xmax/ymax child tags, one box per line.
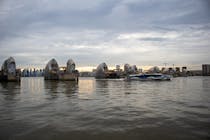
<box><xmin>202</xmin><ymin>64</ymin><xmax>210</xmax><ymax>76</ymax></box>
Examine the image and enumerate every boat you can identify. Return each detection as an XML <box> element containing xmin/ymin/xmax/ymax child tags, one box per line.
<box><xmin>127</xmin><ymin>73</ymin><xmax>171</xmax><ymax>81</ymax></box>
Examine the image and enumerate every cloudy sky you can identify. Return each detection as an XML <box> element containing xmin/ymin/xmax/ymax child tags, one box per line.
<box><xmin>0</xmin><ymin>0</ymin><xmax>210</xmax><ymax>71</ymax></box>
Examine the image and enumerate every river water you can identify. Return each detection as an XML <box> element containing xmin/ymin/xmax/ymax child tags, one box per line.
<box><xmin>0</xmin><ymin>77</ymin><xmax>210</xmax><ymax>140</ymax></box>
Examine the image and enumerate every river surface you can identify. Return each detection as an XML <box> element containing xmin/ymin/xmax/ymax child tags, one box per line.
<box><xmin>0</xmin><ymin>77</ymin><xmax>210</xmax><ymax>140</ymax></box>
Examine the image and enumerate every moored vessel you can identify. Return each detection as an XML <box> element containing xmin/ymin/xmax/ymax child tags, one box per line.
<box><xmin>127</xmin><ymin>73</ymin><xmax>171</xmax><ymax>81</ymax></box>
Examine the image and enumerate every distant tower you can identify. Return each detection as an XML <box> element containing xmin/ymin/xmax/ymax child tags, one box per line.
<box><xmin>182</xmin><ymin>67</ymin><xmax>187</xmax><ymax>72</ymax></box>
<box><xmin>139</xmin><ymin>68</ymin><xmax>143</xmax><ymax>73</ymax></box>
<box><xmin>163</xmin><ymin>63</ymin><xmax>168</xmax><ymax>68</ymax></box>
<box><xmin>202</xmin><ymin>64</ymin><xmax>210</xmax><ymax>76</ymax></box>
<box><xmin>116</xmin><ymin>65</ymin><xmax>120</xmax><ymax>71</ymax></box>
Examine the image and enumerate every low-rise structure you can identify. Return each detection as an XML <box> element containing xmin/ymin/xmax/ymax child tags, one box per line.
<box><xmin>202</xmin><ymin>64</ymin><xmax>210</xmax><ymax>76</ymax></box>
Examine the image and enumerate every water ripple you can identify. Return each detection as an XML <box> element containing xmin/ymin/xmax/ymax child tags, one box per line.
<box><xmin>0</xmin><ymin>77</ymin><xmax>210</xmax><ymax>140</ymax></box>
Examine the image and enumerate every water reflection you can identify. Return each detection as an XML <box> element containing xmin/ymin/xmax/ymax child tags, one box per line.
<box><xmin>20</xmin><ymin>77</ymin><xmax>44</xmax><ymax>94</ymax></box>
<box><xmin>0</xmin><ymin>82</ymin><xmax>20</xmax><ymax>92</ymax></box>
<box><xmin>95</xmin><ymin>79</ymin><xmax>109</xmax><ymax>93</ymax></box>
<box><xmin>44</xmin><ymin>80</ymin><xmax>61</xmax><ymax>99</ymax></box>
<box><xmin>79</xmin><ymin>79</ymin><xmax>95</xmax><ymax>94</ymax></box>
<box><xmin>59</xmin><ymin>81</ymin><xmax>78</xmax><ymax>97</ymax></box>
<box><xmin>44</xmin><ymin>80</ymin><xmax>79</xmax><ymax>99</ymax></box>
<box><xmin>0</xmin><ymin>77</ymin><xmax>210</xmax><ymax>140</ymax></box>
<box><xmin>77</xmin><ymin>78</ymin><xmax>95</xmax><ymax>99</ymax></box>
<box><xmin>0</xmin><ymin>82</ymin><xmax>20</xmax><ymax>100</ymax></box>
<box><xmin>202</xmin><ymin>77</ymin><xmax>210</xmax><ymax>89</ymax></box>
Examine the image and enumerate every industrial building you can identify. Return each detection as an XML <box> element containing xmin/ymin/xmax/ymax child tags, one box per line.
<box><xmin>202</xmin><ymin>64</ymin><xmax>210</xmax><ymax>76</ymax></box>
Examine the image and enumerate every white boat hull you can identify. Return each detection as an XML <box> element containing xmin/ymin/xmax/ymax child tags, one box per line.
<box><xmin>128</xmin><ymin>73</ymin><xmax>171</xmax><ymax>81</ymax></box>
